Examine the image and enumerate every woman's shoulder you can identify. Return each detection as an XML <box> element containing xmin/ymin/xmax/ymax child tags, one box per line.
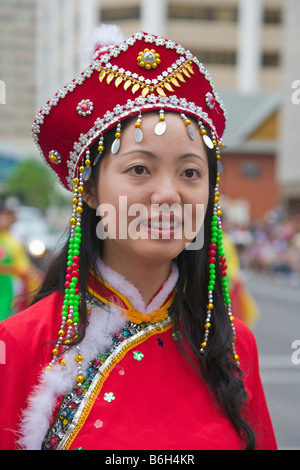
<box><xmin>234</xmin><ymin>317</ymin><xmax>260</xmax><ymax>372</ymax></box>
<box><xmin>0</xmin><ymin>292</ymin><xmax>63</xmax><ymax>360</ymax></box>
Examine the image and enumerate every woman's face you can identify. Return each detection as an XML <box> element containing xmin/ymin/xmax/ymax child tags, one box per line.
<box><xmin>90</xmin><ymin>112</ymin><xmax>209</xmax><ymax>267</ymax></box>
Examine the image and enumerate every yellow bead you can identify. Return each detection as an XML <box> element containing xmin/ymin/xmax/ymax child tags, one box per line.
<box><xmin>58</xmin><ymin>329</ymin><xmax>65</xmax><ymax>337</ymax></box>
<box><xmin>217</xmin><ymin>210</ymin><xmax>222</xmax><ymax>217</ymax></box>
<box><xmin>200</xmin><ymin>129</ymin><xmax>207</xmax><ymax>135</ymax></box>
<box><xmin>207</xmin><ymin>303</ymin><xmax>214</xmax><ymax>310</ymax></box>
<box><xmin>98</xmin><ymin>145</ymin><xmax>104</xmax><ymax>152</ymax></box>
<box><xmin>115</xmin><ymin>132</ymin><xmax>121</xmax><ymax>139</ymax></box>
<box><xmin>63</xmin><ymin>419</ymin><xmax>68</xmax><ymax>425</ymax></box>
<box><xmin>159</xmin><ymin>116</ymin><xmax>165</xmax><ymax>121</ymax></box>
<box><xmin>214</xmin><ymin>196</ymin><xmax>219</xmax><ymax>203</ymax></box>
<box><xmin>201</xmin><ymin>342</ymin><xmax>207</xmax><ymax>349</ymax></box>
<box><xmin>79</xmin><ymin>166</ymin><xmax>84</xmax><ymax>173</ymax></box>
<box><xmin>204</xmin><ymin>322</ymin><xmax>211</xmax><ymax>330</ymax></box>
<box><xmin>184</xmin><ymin>119</ymin><xmax>191</xmax><ymax>126</ymax></box>
<box><xmin>73</xmin><ymin>177</ymin><xmax>79</xmax><ymax>185</ymax></box>
<box><xmin>234</xmin><ymin>354</ymin><xmax>239</xmax><ymax>362</ymax></box>
<box><xmin>67</xmin><ymin>319</ymin><xmax>74</xmax><ymax>326</ymax></box>
<box><xmin>85</xmin><ymin>159</ymin><xmax>91</xmax><ymax>166</ymax></box>
<box><xmin>216</xmin><ymin>154</ymin><xmax>221</xmax><ymax>160</ymax></box>
<box><xmin>72</xmin><ymin>197</ymin><xmax>78</xmax><ymax>205</ymax></box>
<box><xmin>76</xmin><ymin>206</ymin><xmax>83</xmax><ymax>214</ymax></box>
<box><xmin>77</xmin><ymin>186</ymin><xmax>84</xmax><ymax>194</ymax></box>
<box><xmin>65</xmin><ymin>339</ymin><xmax>71</xmax><ymax>345</ymax></box>
<box><xmin>75</xmin><ymin>354</ymin><xmax>83</xmax><ymax>363</ymax></box>
<box><xmin>45</xmin><ymin>365</ymin><xmax>51</xmax><ymax>371</ymax></box>
<box><xmin>52</xmin><ymin>348</ymin><xmax>59</xmax><ymax>356</ymax></box>
<box><xmin>230</xmin><ymin>315</ymin><xmax>235</xmax><ymax>323</ymax></box>
<box><xmin>135</xmin><ymin>122</ymin><xmax>141</xmax><ymax>128</ymax></box>
<box><xmin>76</xmin><ymin>375</ymin><xmax>85</xmax><ymax>384</ymax></box>
<box><xmin>70</xmin><ymin>217</ymin><xmax>76</xmax><ymax>225</ymax></box>
<box><xmin>50</xmin><ymin>154</ymin><xmax>58</xmax><ymax>162</ymax></box>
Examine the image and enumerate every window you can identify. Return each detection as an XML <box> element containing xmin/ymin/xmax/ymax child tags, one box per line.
<box><xmin>241</xmin><ymin>162</ymin><xmax>261</xmax><ymax>179</ymax></box>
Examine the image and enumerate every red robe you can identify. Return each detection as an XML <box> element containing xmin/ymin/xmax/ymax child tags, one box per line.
<box><xmin>0</xmin><ymin>266</ymin><xmax>277</xmax><ymax>451</ymax></box>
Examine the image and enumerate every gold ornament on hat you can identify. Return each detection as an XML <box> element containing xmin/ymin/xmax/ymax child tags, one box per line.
<box><xmin>48</xmin><ymin>150</ymin><xmax>61</xmax><ymax>164</ymax></box>
<box><xmin>137</xmin><ymin>48</ymin><xmax>161</xmax><ymax>70</ymax></box>
<box><xmin>98</xmin><ymin>59</ymin><xmax>194</xmax><ymax>98</ymax></box>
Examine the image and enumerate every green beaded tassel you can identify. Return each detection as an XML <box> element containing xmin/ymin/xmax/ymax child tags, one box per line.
<box><xmin>46</xmin><ymin>168</ymin><xmax>87</xmax><ymax>383</ymax></box>
<box><xmin>200</xmin><ymin>154</ymin><xmax>239</xmax><ymax>365</ymax></box>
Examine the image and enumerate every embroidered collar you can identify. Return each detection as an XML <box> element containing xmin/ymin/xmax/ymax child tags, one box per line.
<box><xmin>87</xmin><ymin>260</ymin><xmax>179</xmax><ymax>324</ymax></box>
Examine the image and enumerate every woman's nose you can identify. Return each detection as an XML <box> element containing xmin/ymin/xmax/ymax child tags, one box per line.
<box><xmin>150</xmin><ymin>175</ymin><xmax>181</xmax><ymax>206</ymax></box>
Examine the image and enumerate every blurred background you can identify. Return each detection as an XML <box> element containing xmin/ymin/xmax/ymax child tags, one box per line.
<box><xmin>0</xmin><ymin>0</ymin><xmax>299</xmax><ymax>449</ymax></box>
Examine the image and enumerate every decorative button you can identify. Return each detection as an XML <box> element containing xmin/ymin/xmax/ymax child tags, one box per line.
<box><xmin>77</xmin><ymin>99</ymin><xmax>94</xmax><ymax>116</ymax></box>
<box><xmin>48</xmin><ymin>150</ymin><xmax>61</xmax><ymax>164</ymax></box>
<box><xmin>137</xmin><ymin>48</ymin><xmax>161</xmax><ymax>70</ymax></box>
<box><xmin>205</xmin><ymin>92</ymin><xmax>216</xmax><ymax>110</ymax></box>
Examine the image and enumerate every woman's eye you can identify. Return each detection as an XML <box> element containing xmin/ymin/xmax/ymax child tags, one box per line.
<box><xmin>129</xmin><ymin>165</ymin><xmax>148</xmax><ymax>175</ymax></box>
<box><xmin>183</xmin><ymin>168</ymin><xmax>200</xmax><ymax>179</ymax></box>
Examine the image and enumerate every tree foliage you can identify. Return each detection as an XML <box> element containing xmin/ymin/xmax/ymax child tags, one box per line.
<box><xmin>5</xmin><ymin>157</ymin><xmax>70</xmax><ymax>212</ymax></box>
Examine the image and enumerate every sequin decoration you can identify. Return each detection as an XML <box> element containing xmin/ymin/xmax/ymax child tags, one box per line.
<box><xmin>94</xmin><ymin>419</ymin><xmax>104</xmax><ymax>429</ymax></box>
<box><xmin>104</xmin><ymin>392</ymin><xmax>115</xmax><ymax>403</ymax></box>
<box><xmin>133</xmin><ymin>351</ymin><xmax>144</xmax><ymax>361</ymax></box>
<box><xmin>172</xmin><ymin>331</ymin><xmax>182</xmax><ymax>341</ymax></box>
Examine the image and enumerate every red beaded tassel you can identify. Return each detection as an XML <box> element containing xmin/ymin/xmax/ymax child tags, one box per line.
<box><xmin>46</xmin><ymin>157</ymin><xmax>91</xmax><ymax>386</ymax></box>
<box><xmin>200</xmin><ymin>149</ymin><xmax>239</xmax><ymax>365</ymax></box>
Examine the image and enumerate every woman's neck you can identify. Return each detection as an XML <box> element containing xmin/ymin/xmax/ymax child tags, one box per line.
<box><xmin>101</xmin><ymin>250</ymin><xmax>172</xmax><ymax>305</ymax></box>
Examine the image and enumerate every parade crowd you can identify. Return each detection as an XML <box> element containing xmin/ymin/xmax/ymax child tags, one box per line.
<box><xmin>226</xmin><ymin>208</ymin><xmax>300</xmax><ymax>283</ymax></box>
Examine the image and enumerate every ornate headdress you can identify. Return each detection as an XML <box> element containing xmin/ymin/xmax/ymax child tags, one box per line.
<box><xmin>32</xmin><ymin>26</ymin><xmax>238</xmax><ymax>384</ymax></box>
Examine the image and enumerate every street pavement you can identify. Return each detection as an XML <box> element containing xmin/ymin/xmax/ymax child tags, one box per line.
<box><xmin>245</xmin><ymin>271</ymin><xmax>300</xmax><ymax>450</ymax></box>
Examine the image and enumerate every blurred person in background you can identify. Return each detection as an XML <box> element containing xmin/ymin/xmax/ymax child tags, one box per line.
<box><xmin>0</xmin><ymin>202</ymin><xmax>40</xmax><ymax>320</ymax></box>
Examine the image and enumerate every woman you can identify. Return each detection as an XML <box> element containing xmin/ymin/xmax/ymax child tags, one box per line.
<box><xmin>0</xmin><ymin>26</ymin><xmax>277</xmax><ymax>450</ymax></box>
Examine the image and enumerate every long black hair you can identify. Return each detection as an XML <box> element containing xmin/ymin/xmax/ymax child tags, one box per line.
<box><xmin>31</xmin><ymin>116</ymin><xmax>256</xmax><ymax>450</ymax></box>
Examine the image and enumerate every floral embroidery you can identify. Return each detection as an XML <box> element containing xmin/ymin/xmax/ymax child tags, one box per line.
<box><xmin>104</xmin><ymin>392</ymin><xmax>115</xmax><ymax>403</ymax></box>
<box><xmin>133</xmin><ymin>351</ymin><xmax>144</xmax><ymax>361</ymax></box>
<box><xmin>172</xmin><ymin>331</ymin><xmax>182</xmax><ymax>341</ymax></box>
<box><xmin>94</xmin><ymin>419</ymin><xmax>104</xmax><ymax>429</ymax></box>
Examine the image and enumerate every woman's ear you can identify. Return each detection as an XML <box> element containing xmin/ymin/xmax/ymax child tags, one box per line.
<box><xmin>82</xmin><ymin>188</ymin><xmax>98</xmax><ymax>210</ymax></box>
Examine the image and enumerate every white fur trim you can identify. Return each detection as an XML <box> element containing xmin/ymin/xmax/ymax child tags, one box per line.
<box><xmin>97</xmin><ymin>259</ymin><xmax>179</xmax><ymax>314</ymax></box>
<box><xmin>85</xmin><ymin>24</ymin><xmax>125</xmax><ymax>59</ymax></box>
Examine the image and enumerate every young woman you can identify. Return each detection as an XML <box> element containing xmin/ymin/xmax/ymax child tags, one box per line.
<box><xmin>0</xmin><ymin>26</ymin><xmax>277</xmax><ymax>450</ymax></box>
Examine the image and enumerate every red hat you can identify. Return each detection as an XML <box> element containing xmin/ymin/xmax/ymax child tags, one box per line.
<box><xmin>32</xmin><ymin>26</ymin><xmax>227</xmax><ymax>191</ymax></box>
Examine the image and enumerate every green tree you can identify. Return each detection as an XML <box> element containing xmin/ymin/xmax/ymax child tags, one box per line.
<box><xmin>5</xmin><ymin>157</ymin><xmax>70</xmax><ymax>212</ymax></box>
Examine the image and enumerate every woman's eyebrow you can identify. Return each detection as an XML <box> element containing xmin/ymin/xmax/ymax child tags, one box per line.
<box><xmin>118</xmin><ymin>149</ymin><xmax>205</xmax><ymax>163</ymax></box>
<box><xmin>178</xmin><ymin>153</ymin><xmax>206</xmax><ymax>164</ymax></box>
<box><xmin>119</xmin><ymin>149</ymin><xmax>158</xmax><ymax>160</ymax></box>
